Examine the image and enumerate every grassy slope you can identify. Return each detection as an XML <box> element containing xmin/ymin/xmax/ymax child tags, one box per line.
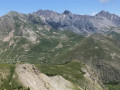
<box><xmin>0</xmin><ymin>64</ymin><xmax>27</xmax><ymax>90</ymax></box>
<box><xmin>0</xmin><ymin>29</ymin><xmax>84</xmax><ymax>64</ymax></box>
<box><xmin>106</xmin><ymin>84</ymin><xmax>120</xmax><ymax>90</ymax></box>
<box><xmin>36</xmin><ymin>61</ymin><xmax>85</xmax><ymax>89</ymax></box>
<box><xmin>52</xmin><ymin>34</ymin><xmax>120</xmax><ymax>65</ymax></box>
<box><xmin>26</xmin><ymin>30</ymin><xmax>84</xmax><ymax>64</ymax></box>
<box><xmin>36</xmin><ymin>61</ymin><xmax>103</xmax><ymax>90</ymax></box>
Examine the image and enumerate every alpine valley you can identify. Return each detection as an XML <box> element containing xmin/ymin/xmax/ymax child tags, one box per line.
<box><xmin>0</xmin><ymin>9</ymin><xmax>120</xmax><ymax>90</ymax></box>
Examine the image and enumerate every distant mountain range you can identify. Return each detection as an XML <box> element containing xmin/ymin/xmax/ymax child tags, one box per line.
<box><xmin>32</xmin><ymin>9</ymin><xmax>120</xmax><ymax>34</ymax></box>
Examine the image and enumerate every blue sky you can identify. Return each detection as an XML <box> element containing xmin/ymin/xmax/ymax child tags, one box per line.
<box><xmin>0</xmin><ymin>0</ymin><xmax>120</xmax><ymax>16</ymax></box>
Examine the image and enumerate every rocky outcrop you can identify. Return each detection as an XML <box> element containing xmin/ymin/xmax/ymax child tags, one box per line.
<box><xmin>16</xmin><ymin>64</ymin><xmax>78</xmax><ymax>90</ymax></box>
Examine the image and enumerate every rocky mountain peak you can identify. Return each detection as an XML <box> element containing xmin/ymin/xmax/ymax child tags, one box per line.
<box><xmin>34</xmin><ymin>9</ymin><xmax>59</xmax><ymax>18</ymax></box>
<box><xmin>37</xmin><ymin>9</ymin><xmax>53</xmax><ymax>13</ymax></box>
<box><xmin>99</xmin><ymin>10</ymin><xmax>108</xmax><ymax>14</ymax></box>
<box><xmin>96</xmin><ymin>10</ymin><xmax>111</xmax><ymax>17</ymax></box>
<box><xmin>95</xmin><ymin>10</ymin><xmax>117</xmax><ymax>20</ymax></box>
<box><xmin>4</xmin><ymin>11</ymin><xmax>19</xmax><ymax>17</ymax></box>
<box><xmin>63</xmin><ymin>10</ymin><xmax>72</xmax><ymax>15</ymax></box>
<box><xmin>95</xmin><ymin>10</ymin><xmax>120</xmax><ymax>25</ymax></box>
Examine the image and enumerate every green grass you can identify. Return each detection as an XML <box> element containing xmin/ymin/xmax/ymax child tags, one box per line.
<box><xmin>106</xmin><ymin>84</ymin><xmax>120</xmax><ymax>90</ymax></box>
<box><xmin>1</xmin><ymin>29</ymin><xmax>120</xmax><ymax>66</ymax></box>
<box><xmin>0</xmin><ymin>37</ymin><xmax>27</xmax><ymax>63</ymax></box>
<box><xmin>36</xmin><ymin>61</ymin><xmax>86</xmax><ymax>89</ymax></box>
<box><xmin>0</xmin><ymin>29</ymin><xmax>84</xmax><ymax>64</ymax></box>
<box><xmin>53</xmin><ymin>34</ymin><xmax>120</xmax><ymax>64</ymax></box>
<box><xmin>0</xmin><ymin>64</ymin><xmax>27</xmax><ymax>90</ymax></box>
<box><xmin>53</xmin><ymin>36</ymin><xmax>105</xmax><ymax>64</ymax></box>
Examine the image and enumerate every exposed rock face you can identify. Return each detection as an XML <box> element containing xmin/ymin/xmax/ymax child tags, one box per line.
<box><xmin>0</xmin><ymin>11</ymin><xmax>49</xmax><ymax>43</ymax></box>
<box><xmin>63</xmin><ymin>10</ymin><xmax>72</xmax><ymax>15</ymax></box>
<box><xmin>96</xmin><ymin>10</ymin><xmax>120</xmax><ymax>25</ymax></box>
<box><xmin>0</xmin><ymin>13</ymin><xmax>15</xmax><ymax>39</ymax></box>
<box><xmin>33</xmin><ymin>9</ymin><xmax>97</xmax><ymax>34</ymax></box>
<box><xmin>0</xmin><ymin>9</ymin><xmax>120</xmax><ymax>37</ymax></box>
<box><xmin>16</xmin><ymin>64</ymin><xmax>77</xmax><ymax>90</ymax></box>
<box><xmin>32</xmin><ymin>10</ymin><xmax>120</xmax><ymax>34</ymax></box>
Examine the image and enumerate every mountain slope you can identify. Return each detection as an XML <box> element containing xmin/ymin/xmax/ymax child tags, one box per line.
<box><xmin>52</xmin><ymin>34</ymin><xmax>120</xmax><ymax>84</ymax></box>
<box><xmin>0</xmin><ymin>10</ymin><xmax>120</xmax><ymax>90</ymax></box>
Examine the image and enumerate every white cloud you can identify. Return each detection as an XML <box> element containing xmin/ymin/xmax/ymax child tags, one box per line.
<box><xmin>91</xmin><ymin>12</ymin><xmax>98</xmax><ymax>16</ymax></box>
<box><xmin>100</xmin><ymin>0</ymin><xmax>110</xmax><ymax>3</ymax></box>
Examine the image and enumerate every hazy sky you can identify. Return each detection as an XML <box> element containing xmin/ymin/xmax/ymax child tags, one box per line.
<box><xmin>0</xmin><ymin>0</ymin><xmax>120</xmax><ymax>16</ymax></box>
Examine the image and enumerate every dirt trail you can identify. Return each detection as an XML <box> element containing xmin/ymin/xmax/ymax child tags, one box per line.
<box><xmin>15</xmin><ymin>64</ymin><xmax>76</xmax><ymax>90</ymax></box>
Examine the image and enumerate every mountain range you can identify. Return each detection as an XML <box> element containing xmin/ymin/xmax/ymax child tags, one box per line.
<box><xmin>0</xmin><ymin>9</ymin><xmax>120</xmax><ymax>90</ymax></box>
<box><xmin>33</xmin><ymin>9</ymin><xmax>120</xmax><ymax>34</ymax></box>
